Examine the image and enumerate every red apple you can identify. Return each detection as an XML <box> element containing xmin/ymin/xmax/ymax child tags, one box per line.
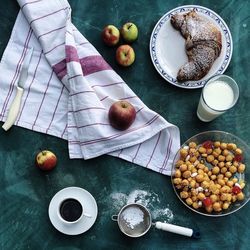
<box><xmin>35</xmin><ymin>150</ymin><xmax>57</xmax><ymax>171</ymax></box>
<box><xmin>115</xmin><ymin>45</ymin><xmax>135</xmax><ymax>66</ymax></box>
<box><xmin>108</xmin><ymin>100</ymin><xmax>136</xmax><ymax>130</ymax></box>
<box><xmin>102</xmin><ymin>25</ymin><xmax>120</xmax><ymax>46</ymax></box>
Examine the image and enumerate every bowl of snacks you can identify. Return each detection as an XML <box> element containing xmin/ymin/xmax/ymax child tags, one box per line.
<box><xmin>171</xmin><ymin>131</ymin><xmax>250</xmax><ymax>217</ymax></box>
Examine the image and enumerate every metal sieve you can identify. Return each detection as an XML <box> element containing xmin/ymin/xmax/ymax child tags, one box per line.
<box><xmin>112</xmin><ymin>203</ymin><xmax>201</xmax><ymax>239</ymax></box>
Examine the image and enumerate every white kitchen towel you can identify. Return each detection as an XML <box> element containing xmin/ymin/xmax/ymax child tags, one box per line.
<box><xmin>0</xmin><ymin>0</ymin><xmax>180</xmax><ymax>175</ymax></box>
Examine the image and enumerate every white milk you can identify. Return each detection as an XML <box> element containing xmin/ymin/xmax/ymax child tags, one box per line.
<box><xmin>197</xmin><ymin>80</ymin><xmax>235</xmax><ymax>122</ymax></box>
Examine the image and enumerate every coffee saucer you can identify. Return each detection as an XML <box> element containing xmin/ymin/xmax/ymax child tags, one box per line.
<box><xmin>48</xmin><ymin>187</ymin><xmax>98</xmax><ymax>235</ymax></box>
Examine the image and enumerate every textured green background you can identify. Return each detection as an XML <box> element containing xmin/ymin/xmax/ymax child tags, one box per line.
<box><xmin>0</xmin><ymin>0</ymin><xmax>250</xmax><ymax>249</ymax></box>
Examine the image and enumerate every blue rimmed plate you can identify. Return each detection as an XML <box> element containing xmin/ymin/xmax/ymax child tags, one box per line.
<box><xmin>149</xmin><ymin>5</ymin><xmax>233</xmax><ymax>89</ymax></box>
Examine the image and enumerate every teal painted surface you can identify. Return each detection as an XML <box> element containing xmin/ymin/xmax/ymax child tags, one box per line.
<box><xmin>0</xmin><ymin>0</ymin><xmax>250</xmax><ymax>249</ymax></box>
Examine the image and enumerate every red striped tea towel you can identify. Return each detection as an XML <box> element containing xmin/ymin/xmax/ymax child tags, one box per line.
<box><xmin>0</xmin><ymin>0</ymin><xmax>180</xmax><ymax>175</ymax></box>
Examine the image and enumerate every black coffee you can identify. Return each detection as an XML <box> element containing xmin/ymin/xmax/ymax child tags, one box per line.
<box><xmin>59</xmin><ymin>198</ymin><xmax>83</xmax><ymax>222</ymax></box>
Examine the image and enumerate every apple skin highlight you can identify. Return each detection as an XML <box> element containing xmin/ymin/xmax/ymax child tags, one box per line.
<box><xmin>108</xmin><ymin>101</ymin><xmax>136</xmax><ymax>130</ymax></box>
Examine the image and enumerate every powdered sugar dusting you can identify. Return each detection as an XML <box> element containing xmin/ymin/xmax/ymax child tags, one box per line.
<box><xmin>121</xmin><ymin>206</ymin><xmax>144</xmax><ymax>229</ymax></box>
<box><xmin>110</xmin><ymin>189</ymin><xmax>174</xmax><ymax>222</ymax></box>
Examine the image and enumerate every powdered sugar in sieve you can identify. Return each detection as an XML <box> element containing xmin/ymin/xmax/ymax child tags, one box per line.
<box><xmin>120</xmin><ymin>206</ymin><xmax>144</xmax><ymax>229</ymax></box>
<box><xmin>118</xmin><ymin>204</ymin><xmax>151</xmax><ymax>237</ymax></box>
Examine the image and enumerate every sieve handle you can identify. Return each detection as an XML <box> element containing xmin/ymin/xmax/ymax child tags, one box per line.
<box><xmin>111</xmin><ymin>215</ymin><xmax>118</xmax><ymax>221</ymax></box>
<box><xmin>155</xmin><ymin>222</ymin><xmax>201</xmax><ymax>239</ymax></box>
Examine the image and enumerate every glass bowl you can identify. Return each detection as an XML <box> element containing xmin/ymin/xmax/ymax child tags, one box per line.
<box><xmin>171</xmin><ymin>131</ymin><xmax>250</xmax><ymax>217</ymax></box>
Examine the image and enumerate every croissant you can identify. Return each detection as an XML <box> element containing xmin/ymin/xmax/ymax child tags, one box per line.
<box><xmin>171</xmin><ymin>10</ymin><xmax>222</xmax><ymax>81</ymax></box>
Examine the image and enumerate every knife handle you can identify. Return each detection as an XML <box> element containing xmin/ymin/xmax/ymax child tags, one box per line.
<box><xmin>2</xmin><ymin>86</ymin><xmax>24</xmax><ymax>131</ymax></box>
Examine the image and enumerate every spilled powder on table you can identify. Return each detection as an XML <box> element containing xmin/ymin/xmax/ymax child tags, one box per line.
<box><xmin>110</xmin><ymin>189</ymin><xmax>173</xmax><ymax>222</ymax></box>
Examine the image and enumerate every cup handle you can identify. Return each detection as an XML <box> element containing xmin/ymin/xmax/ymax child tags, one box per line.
<box><xmin>111</xmin><ymin>215</ymin><xmax>118</xmax><ymax>221</ymax></box>
<box><xmin>83</xmin><ymin>212</ymin><xmax>92</xmax><ymax>218</ymax></box>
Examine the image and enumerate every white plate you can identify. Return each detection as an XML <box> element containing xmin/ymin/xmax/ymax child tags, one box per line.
<box><xmin>149</xmin><ymin>5</ymin><xmax>233</xmax><ymax>89</ymax></box>
<box><xmin>48</xmin><ymin>187</ymin><xmax>98</xmax><ymax>235</ymax></box>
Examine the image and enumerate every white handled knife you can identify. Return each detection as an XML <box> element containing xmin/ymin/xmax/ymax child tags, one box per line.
<box><xmin>2</xmin><ymin>48</ymin><xmax>33</xmax><ymax>131</ymax></box>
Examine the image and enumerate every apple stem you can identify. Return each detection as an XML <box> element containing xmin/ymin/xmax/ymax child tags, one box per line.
<box><xmin>128</xmin><ymin>24</ymin><xmax>133</xmax><ymax>30</ymax></box>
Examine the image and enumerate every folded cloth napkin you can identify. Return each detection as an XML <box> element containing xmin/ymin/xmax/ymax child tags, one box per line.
<box><xmin>0</xmin><ymin>0</ymin><xmax>180</xmax><ymax>175</ymax></box>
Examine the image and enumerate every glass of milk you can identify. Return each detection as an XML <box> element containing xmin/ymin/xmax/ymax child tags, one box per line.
<box><xmin>197</xmin><ymin>75</ymin><xmax>239</xmax><ymax>122</ymax></box>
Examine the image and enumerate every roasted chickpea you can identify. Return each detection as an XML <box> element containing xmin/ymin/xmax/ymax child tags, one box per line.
<box><xmin>210</xmin><ymin>194</ymin><xmax>218</xmax><ymax>203</ymax></box>
<box><xmin>220</xmin><ymin>143</ymin><xmax>227</xmax><ymax>150</ymax></box>
<box><xmin>229</xmin><ymin>165</ymin><xmax>237</xmax><ymax>174</ymax></box>
<box><xmin>225</xmin><ymin>171</ymin><xmax>232</xmax><ymax>178</ymax></box>
<box><xmin>207</xmin><ymin>148</ymin><xmax>213</xmax><ymax>154</ymax></box>
<box><xmin>218</xmin><ymin>155</ymin><xmax>226</xmax><ymax>162</ymax></box>
<box><xmin>186</xmin><ymin>197</ymin><xmax>193</xmax><ymax>206</ymax></box>
<box><xmin>175</xmin><ymin>169</ymin><xmax>181</xmax><ymax>178</ymax></box>
<box><xmin>192</xmin><ymin>196</ymin><xmax>198</xmax><ymax>202</ymax></box>
<box><xmin>207</xmin><ymin>155</ymin><xmax>215</xmax><ymax>163</ymax></box>
<box><xmin>189</xmin><ymin>142</ymin><xmax>197</xmax><ymax>148</ymax></box>
<box><xmin>183</xmin><ymin>170</ymin><xmax>191</xmax><ymax>179</ymax></box>
<box><xmin>197</xmin><ymin>192</ymin><xmax>205</xmax><ymax>200</ymax></box>
<box><xmin>197</xmin><ymin>163</ymin><xmax>205</xmax><ymax>169</ymax></box>
<box><xmin>221</xmin><ymin>193</ymin><xmax>228</xmax><ymax>201</ymax></box>
<box><xmin>213</xmin><ymin>202</ymin><xmax>222</xmax><ymax>212</ymax></box>
<box><xmin>222</xmin><ymin>202</ymin><xmax>230</xmax><ymax>210</ymax></box>
<box><xmin>218</xmin><ymin>179</ymin><xmax>225</xmax><ymax>186</ymax></box>
<box><xmin>180</xmin><ymin>191</ymin><xmax>189</xmax><ymax>199</ymax></box>
<box><xmin>227</xmin><ymin>180</ymin><xmax>234</xmax><ymax>187</ymax></box>
<box><xmin>238</xmin><ymin>164</ymin><xmax>245</xmax><ymax>173</ymax></box>
<box><xmin>226</xmin><ymin>154</ymin><xmax>234</xmax><ymax>162</ymax></box>
<box><xmin>214</xmin><ymin>141</ymin><xmax>221</xmax><ymax>148</ymax></box>
<box><xmin>181</xmin><ymin>179</ymin><xmax>189</xmax><ymax>187</ymax></box>
<box><xmin>235</xmin><ymin>148</ymin><xmax>242</xmax><ymax>155</ymax></box>
<box><xmin>210</xmin><ymin>174</ymin><xmax>217</xmax><ymax>180</ymax></box>
<box><xmin>189</xmin><ymin>180</ymin><xmax>196</xmax><ymax>188</ymax></box>
<box><xmin>226</xmin><ymin>193</ymin><xmax>232</xmax><ymax>202</ymax></box>
<box><xmin>175</xmin><ymin>160</ymin><xmax>184</xmax><ymax>167</ymax></box>
<box><xmin>225</xmin><ymin>161</ymin><xmax>232</xmax><ymax>167</ymax></box>
<box><xmin>173</xmin><ymin>178</ymin><xmax>182</xmax><ymax>185</ymax></box>
<box><xmin>212</xmin><ymin>159</ymin><xmax>219</xmax><ymax>166</ymax></box>
<box><xmin>212</xmin><ymin>166</ymin><xmax>220</xmax><ymax>175</ymax></box>
<box><xmin>220</xmin><ymin>167</ymin><xmax>227</xmax><ymax>174</ymax></box>
<box><xmin>227</xmin><ymin>143</ymin><xmax>237</xmax><ymax>150</ymax></box>
<box><xmin>180</xmin><ymin>148</ymin><xmax>188</xmax><ymax>158</ymax></box>
<box><xmin>240</xmin><ymin>182</ymin><xmax>245</xmax><ymax>189</ymax></box>
<box><xmin>201</xmin><ymin>181</ymin><xmax>210</xmax><ymax>189</ymax></box>
<box><xmin>221</xmin><ymin>186</ymin><xmax>230</xmax><ymax>193</ymax></box>
<box><xmin>205</xmin><ymin>205</ymin><xmax>213</xmax><ymax>213</ymax></box>
<box><xmin>233</xmin><ymin>161</ymin><xmax>239</xmax><ymax>167</ymax></box>
<box><xmin>198</xmin><ymin>146</ymin><xmax>206</xmax><ymax>154</ymax></box>
<box><xmin>179</xmin><ymin>164</ymin><xmax>188</xmax><ymax>172</ymax></box>
<box><xmin>218</xmin><ymin>161</ymin><xmax>225</xmax><ymax>168</ymax></box>
<box><xmin>237</xmin><ymin>192</ymin><xmax>245</xmax><ymax>201</ymax></box>
<box><xmin>204</xmin><ymin>167</ymin><xmax>209</xmax><ymax>173</ymax></box>
<box><xmin>196</xmin><ymin>174</ymin><xmax>204</xmax><ymax>183</ymax></box>
<box><xmin>192</xmin><ymin>202</ymin><xmax>199</xmax><ymax>209</ymax></box>
<box><xmin>222</xmin><ymin>149</ymin><xmax>230</xmax><ymax>156</ymax></box>
<box><xmin>189</xmin><ymin>156</ymin><xmax>197</xmax><ymax>163</ymax></box>
<box><xmin>214</xmin><ymin>147</ymin><xmax>222</xmax><ymax>155</ymax></box>
<box><xmin>232</xmin><ymin>177</ymin><xmax>238</xmax><ymax>183</ymax></box>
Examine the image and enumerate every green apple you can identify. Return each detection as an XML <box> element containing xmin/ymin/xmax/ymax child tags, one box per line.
<box><xmin>115</xmin><ymin>45</ymin><xmax>135</xmax><ymax>67</ymax></box>
<box><xmin>121</xmin><ymin>22</ymin><xmax>138</xmax><ymax>43</ymax></box>
<box><xmin>102</xmin><ymin>25</ymin><xmax>120</xmax><ymax>46</ymax></box>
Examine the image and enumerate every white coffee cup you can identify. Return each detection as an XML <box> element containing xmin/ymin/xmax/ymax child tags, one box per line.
<box><xmin>57</xmin><ymin>197</ymin><xmax>92</xmax><ymax>224</ymax></box>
